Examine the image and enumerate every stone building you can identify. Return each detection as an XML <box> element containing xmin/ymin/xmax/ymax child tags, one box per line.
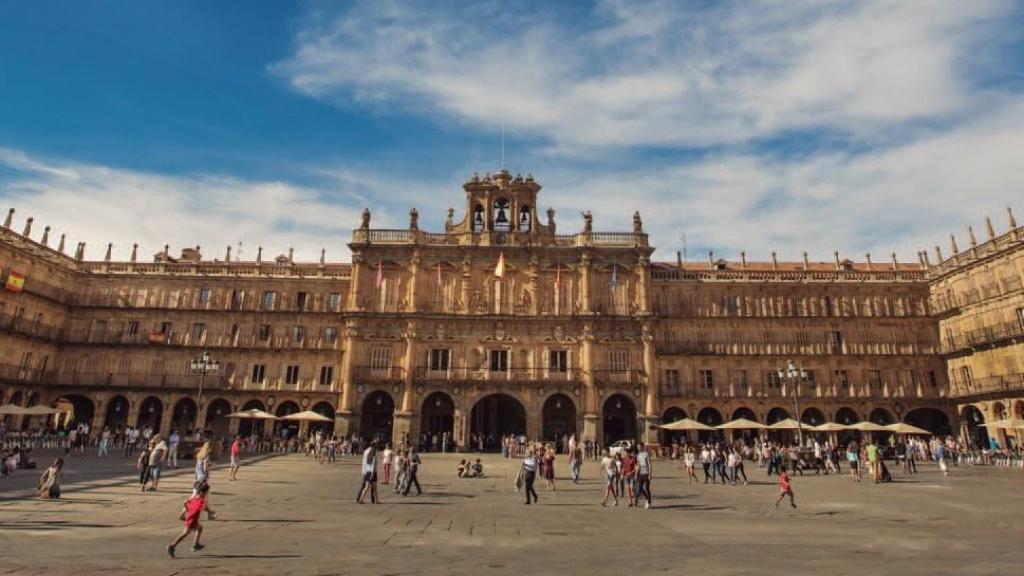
<box><xmin>1</xmin><ymin>170</ymin><xmax>1013</xmax><ymax>449</ymax></box>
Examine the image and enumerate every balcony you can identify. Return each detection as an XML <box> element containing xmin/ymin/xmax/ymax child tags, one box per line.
<box><xmin>0</xmin><ymin>363</ymin><xmax>47</xmax><ymax>385</ymax></box>
<box><xmin>353</xmin><ymin>366</ymin><xmax>405</xmax><ymax>384</ymax></box>
<box><xmin>594</xmin><ymin>369</ymin><xmax>644</xmax><ymax>386</ymax></box>
<box><xmin>60</xmin><ymin>328</ymin><xmax>341</xmax><ymax>351</ymax></box>
<box><xmin>655</xmin><ymin>340</ymin><xmax>938</xmax><ymax>356</ymax></box>
<box><xmin>413</xmin><ymin>366</ymin><xmax>580</xmax><ymax>384</ymax></box>
<box><xmin>950</xmin><ymin>373</ymin><xmax>1024</xmax><ymax>400</ymax></box>
<box><xmin>942</xmin><ymin>321</ymin><xmax>1024</xmax><ymax>354</ymax></box>
<box><xmin>0</xmin><ymin>311</ymin><xmax>64</xmax><ymax>341</ymax></box>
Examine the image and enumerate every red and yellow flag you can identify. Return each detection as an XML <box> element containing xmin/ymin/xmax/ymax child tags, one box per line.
<box><xmin>494</xmin><ymin>252</ymin><xmax>506</xmax><ymax>278</ymax></box>
<box><xmin>4</xmin><ymin>271</ymin><xmax>25</xmax><ymax>293</ymax></box>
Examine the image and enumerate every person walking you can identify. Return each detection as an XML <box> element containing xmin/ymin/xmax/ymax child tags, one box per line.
<box><xmin>168</xmin><ymin>430</ymin><xmax>180</xmax><ymax>469</ymax></box>
<box><xmin>521</xmin><ymin>449</ymin><xmax>539</xmax><ymax>505</ymax></box>
<box><xmin>98</xmin><ymin>427</ymin><xmax>110</xmax><ymax>458</ymax></box>
<box><xmin>700</xmin><ymin>445</ymin><xmax>712</xmax><ymax>483</ymax></box>
<box><xmin>228</xmin><ymin>436</ymin><xmax>242</xmax><ymax>481</ymax></box>
<box><xmin>357</xmin><ymin>443</ymin><xmax>379</xmax><ymax>504</ymax></box>
<box><xmin>774</xmin><ymin>469</ymin><xmax>797</xmax><ymax>509</ymax></box>
<box><xmin>866</xmin><ymin>438</ymin><xmax>881</xmax><ymax>483</ymax></box>
<box><xmin>542</xmin><ymin>446</ymin><xmax>557</xmax><ymax>491</ymax></box>
<box><xmin>847</xmin><ymin>441</ymin><xmax>861</xmax><ymax>482</ymax></box>
<box><xmin>167</xmin><ymin>482</ymin><xmax>216</xmax><ymax>558</ymax></box>
<box><xmin>194</xmin><ymin>442</ymin><xmax>212</xmax><ymax>488</ymax></box>
<box><xmin>570</xmin><ymin>443</ymin><xmax>583</xmax><ymax>484</ymax></box>
<box><xmin>599</xmin><ymin>449</ymin><xmax>619</xmax><ymax>506</ymax></box>
<box><xmin>635</xmin><ymin>443</ymin><xmax>653</xmax><ymax>509</ymax></box>
<box><xmin>382</xmin><ymin>443</ymin><xmax>393</xmax><ymax>485</ymax></box>
<box><xmin>37</xmin><ymin>457</ymin><xmax>63</xmax><ymax>499</ymax></box>
<box><xmin>683</xmin><ymin>446</ymin><xmax>698</xmax><ymax>484</ymax></box>
<box><xmin>147</xmin><ymin>436</ymin><xmax>168</xmax><ymax>491</ymax></box>
<box><xmin>935</xmin><ymin>442</ymin><xmax>950</xmax><ymax>477</ymax></box>
<box><xmin>402</xmin><ymin>448</ymin><xmax>422</xmax><ymax>496</ymax></box>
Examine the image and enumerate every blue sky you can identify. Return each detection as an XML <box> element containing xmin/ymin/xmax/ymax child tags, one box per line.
<box><xmin>1</xmin><ymin>0</ymin><xmax>1023</xmax><ymax>263</ymax></box>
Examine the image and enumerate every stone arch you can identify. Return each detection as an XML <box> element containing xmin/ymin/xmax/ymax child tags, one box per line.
<box><xmin>137</xmin><ymin>396</ymin><xmax>164</xmax><ymax>432</ymax></box>
<box><xmin>171</xmin><ymin>397</ymin><xmax>198</xmax><ymax>435</ymax></box>
<box><xmin>961</xmin><ymin>405</ymin><xmax>987</xmax><ymax>448</ymax></box>
<box><xmin>471</xmin><ymin>393</ymin><xmax>527</xmax><ymax>451</ymax></box>
<box><xmin>55</xmin><ymin>394</ymin><xmax>95</xmax><ymax>429</ymax></box>
<box><xmin>275</xmin><ymin>400</ymin><xmax>301</xmax><ymax>437</ymax></box>
<box><xmin>421</xmin><ymin>392</ymin><xmax>455</xmax><ymax>449</ymax></box>
<box><xmin>800</xmin><ymin>407</ymin><xmax>826</xmax><ymax>426</ymax></box>
<box><xmin>992</xmin><ymin>401</ymin><xmax>1007</xmax><ymax>421</ymax></box>
<box><xmin>731</xmin><ymin>406</ymin><xmax>757</xmax><ymax>421</ymax></box>
<box><xmin>660</xmin><ymin>406</ymin><xmax>687</xmax><ymax>445</ymax></box>
<box><xmin>904</xmin><ymin>407</ymin><xmax>951</xmax><ymax>436</ymax></box>
<box><xmin>105</xmin><ymin>395</ymin><xmax>130</xmax><ymax>429</ymax></box>
<box><xmin>602</xmin><ymin>393</ymin><xmax>637</xmax><ymax>445</ymax></box>
<box><xmin>869</xmin><ymin>407</ymin><xmax>894</xmax><ymax>425</ymax></box>
<box><xmin>492</xmin><ymin>197</ymin><xmax>511</xmax><ymax>231</ymax></box>
<box><xmin>310</xmin><ymin>401</ymin><xmax>336</xmax><ymax>435</ymax></box>
<box><xmin>766</xmin><ymin>407</ymin><xmax>790</xmax><ymax>424</ymax></box>
<box><xmin>360</xmin><ymin>391</ymin><xmax>395</xmax><ymax>444</ymax></box>
<box><xmin>542</xmin><ymin>393</ymin><xmax>576</xmax><ymax>449</ymax></box>
<box><xmin>204</xmin><ymin>398</ymin><xmax>232</xmax><ymax>437</ymax></box>
<box><xmin>697</xmin><ymin>407</ymin><xmax>723</xmax><ymax>442</ymax></box>
<box><xmin>239</xmin><ymin>399</ymin><xmax>267</xmax><ymax>437</ymax></box>
<box><xmin>834</xmin><ymin>407</ymin><xmax>859</xmax><ymax>425</ymax></box>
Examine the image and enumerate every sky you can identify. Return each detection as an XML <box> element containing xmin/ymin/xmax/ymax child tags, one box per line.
<box><xmin>1</xmin><ymin>0</ymin><xmax>1023</xmax><ymax>264</ymax></box>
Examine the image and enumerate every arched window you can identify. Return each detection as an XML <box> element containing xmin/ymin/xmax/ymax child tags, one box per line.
<box><xmin>519</xmin><ymin>205</ymin><xmax>531</xmax><ymax>231</ymax></box>
<box><xmin>492</xmin><ymin>198</ymin><xmax>511</xmax><ymax>231</ymax></box>
<box><xmin>472</xmin><ymin>204</ymin><xmax>485</xmax><ymax>232</ymax></box>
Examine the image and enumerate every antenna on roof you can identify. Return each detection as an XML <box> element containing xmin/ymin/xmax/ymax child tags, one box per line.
<box><xmin>500</xmin><ymin>123</ymin><xmax>505</xmax><ymax>170</ymax></box>
<box><xmin>681</xmin><ymin>232</ymin><xmax>687</xmax><ymax>261</ymax></box>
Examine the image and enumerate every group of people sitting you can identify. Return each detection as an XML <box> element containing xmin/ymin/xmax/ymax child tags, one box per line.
<box><xmin>455</xmin><ymin>458</ymin><xmax>484</xmax><ymax>478</ymax></box>
<box><xmin>1</xmin><ymin>443</ymin><xmax>35</xmax><ymax>477</ymax></box>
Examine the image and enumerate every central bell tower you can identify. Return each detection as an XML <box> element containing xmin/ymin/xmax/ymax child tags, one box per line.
<box><xmin>448</xmin><ymin>170</ymin><xmax>553</xmax><ymax>245</ymax></box>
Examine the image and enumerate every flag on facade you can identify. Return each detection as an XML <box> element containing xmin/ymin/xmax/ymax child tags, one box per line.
<box><xmin>375</xmin><ymin>260</ymin><xmax>383</xmax><ymax>289</ymax></box>
<box><xmin>147</xmin><ymin>332</ymin><xmax>167</xmax><ymax>344</ymax></box>
<box><xmin>609</xmin><ymin>263</ymin><xmax>618</xmax><ymax>289</ymax></box>
<box><xmin>494</xmin><ymin>252</ymin><xmax>506</xmax><ymax>278</ymax></box>
<box><xmin>4</xmin><ymin>271</ymin><xmax>25</xmax><ymax>293</ymax></box>
<box><xmin>437</xmin><ymin>261</ymin><xmax>443</xmax><ymax>286</ymax></box>
<box><xmin>555</xmin><ymin>264</ymin><xmax>562</xmax><ymax>288</ymax></box>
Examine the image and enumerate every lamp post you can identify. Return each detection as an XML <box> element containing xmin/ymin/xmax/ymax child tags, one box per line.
<box><xmin>777</xmin><ymin>359</ymin><xmax>807</xmax><ymax>447</ymax></box>
<box><xmin>190</xmin><ymin>351</ymin><xmax>220</xmax><ymax>430</ymax></box>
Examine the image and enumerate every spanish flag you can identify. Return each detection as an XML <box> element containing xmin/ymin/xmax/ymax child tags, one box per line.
<box><xmin>4</xmin><ymin>271</ymin><xmax>25</xmax><ymax>293</ymax></box>
<box><xmin>494</xmin><ymin>252</ymin><xmax>506</xmax><ymax>278</ymax></box>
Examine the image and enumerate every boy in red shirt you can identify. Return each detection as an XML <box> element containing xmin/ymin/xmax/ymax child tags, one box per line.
<box><xmin>167</xmin><ymin>482</ymin><xmax>215</xmax><ymax>557</ymax></box>
<box><xmin>775</xmin><ymin>469</ymin><xmax>796</xmax><ymax>509</ymax></box>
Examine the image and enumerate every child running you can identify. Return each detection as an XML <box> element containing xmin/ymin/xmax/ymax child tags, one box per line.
<box><xmin>167</xmin><ymin>482</ymin><xmax>216</xmax><ymax>558</ymax></box>
<box><xmin>775</xmin><ymin>469</ymin><xmax>797</xmax><ymax>509</ymax></box>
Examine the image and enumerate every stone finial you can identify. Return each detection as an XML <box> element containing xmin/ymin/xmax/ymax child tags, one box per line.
<box><xmin>891</xmin><ymin>252</ymin><xmax>898</xmax><ymax>270</ymax></box>
<box><xmin>676</xmin><ymin>251</ymin><xmax>682</xmax><ymax>268</ymax></box>
<box><xmin>632</xmin><ymin>211</ymin><xmax>642</xmax><ymax>233</ymax></box>
<box><xmin>22</xmin><ymin>217</ymin><xmax>33</xmax><ymax>237</ymax></box>
<box><xmin>740</xmin><ymin>251</ymin><xmax>747</xmax><ymax>268</ymax></box>
<box><xmin>57</xmin><ymin>233</ymin><xmax>65</xmax><ymax>254</ymax></box>
<box><xmin>950</xmin><ymin>234</ymin><xmax>959</xmax><ymax>254</ymax></box>
<box><xmin>75</xmin><ymin>242</ymin><xmax>85</xmax><ymax>260</ymax></box>
<box><xmin>409</xmin><ymin>208</ymin><xmax>419</xmax><ymax>230</ymax></box>
<box><xmin>708</xmin><ymin>250</ymin><xmax>714</xmax><ymax>266</ymax></box>
<box><xmin>771</xmin><ymin>251</ymin><xmax>778</xmax><ymax>269</ymax></box>
<box><xmin>922</xmin><ymin>251</ymin><xmax>930</xmax><ymax>267</ymax></box>
<box><xmin>360</xmin><ymin>208</ymin><xmax>371</xmax><ymax>229</ymax></box>
<box><xmin>582</xmin><ymin>211</ymin><xmax>593</xmax><ymax>233</ymax></box>
<box><xmin>3</xmin><ymin>208</ymin><xmax>13</xmax><ymax>228</ymax></box>
<box><xmin>802</xmin><ymin>252</ymin><xmax>809</xmax><ymax>270</ymax></box>
<box><xmin>131</xmin><ymin>243</ymin><xmax>138</xmax><ymax>262</ymax></box>
<box><xmin>445</xmin><ymin>207</ymin><xmax>454</xmax><ymax>229</ymax></box>
<box><xmin>865</xmin><ymin>253</ymin><xmax>872</xmax><ymax>270</ymax></box>
<box><xmin>917</xmin><ymin>251</ymin><xmax>926</xmax><ymax>267</ymax></box>
<box><xmin>985</xmin><ymin>216</ymin><xmax>995</xmax><ymax>239</ymax></box>
<box><xmin>833</xmin><ymin>251</ymin><xmax>840</xmax><ymax>269</ymax></box>
<box><xmin>256</xmin><ymin>246</ymin><xmax>263</xmax><ymax>263</ymax></box>
<box><xmin>934</xmin><ymin>245</ymin><xmax>943</xmax><ymax>262</ymax></box>
<box><xmin>40</xmin><ymin>226</ymin><xmax>50</xmax><ymax>246</ymax></box>
<box><xmin>288</xmin><ymin>247</ymin><xmax>294</xmax><ymax>262</ymax></box>
<box><xmin>225</xmin><ymin>245</ymin><xmax>232</xmax><ymax>262</ymax></box>
<box><xmin>1008</xmin><ymin>206</ymin><xmax>1017</xmax><ymax>229</ymax></box>
<box><xmin>968</xmin><ymin>226</ymin><xmax>977</xmax><ymax>247</ymax></box>
<box><xmin>104</xmin><ymin>242</ymin><xmax>113</xmax><ymax>262</ymax></box>
<box><xmin>320</xmin><ymin>247</ymin><xmax>326</xmax><ymax>265</ymax></box>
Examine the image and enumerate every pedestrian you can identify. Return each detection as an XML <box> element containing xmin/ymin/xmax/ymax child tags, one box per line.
<box><xmin>382</xmin><ymin>443</ymin><xmax>393</xmax><ymax>485</ymax></box>
<box><xmin>98</xmin><ymin>427</ymin><xmax>110</xmax><ymax>458</ymax></box>
<box><xmin>402</xmin><ymin>448</ymin><xmax>422</xmax><ymax>496</ymax></box>
<box><xmin>138</xmin><ymin>441</ymin><xmax>154</xmax><ymax>492</ymax></box>
<box><xmin>194</xmin><ymin>442</ymin><xmax>212</xmax><ymax>488</ymax></box>
<box><xmin>37</xmin><ymin>457</ymin><xmax>63</xmax><ymax>499</ymax></box>
<box><xmin>600</xmin><ymin>449</ymin><xmax>618</xmax><ymax>506</ymax></box>
<box><xmin>635</xmin><ymin>443</ymin><xmax>653</xmax><ymax>509</ymax></box>
<box><xmin>357</xmin><ymin>443</ymin><xmax>379</xmax><ymax>504</ymax></box>
<box><xmin>521</xmin><ymin>449</ymin><xmax>539</xmax><ymax>505</ymax></box>
<box><xmin>935</xmin><ymin>442</ymin><xmax>950</xmax><ymax>477</ymax></box>
<box><xmin>774</xmin><ymin>469</ymin><xmax>797</xmax><ymax>509</ymax></box>
<box><xmin>570</xmin><ymin>443</ymin><xmax>583</xmax><ymax>484</ymax></box>
<box><xmin>726</xmin><ymin>448</ymin><xmax>739</xmax><ymax>485</ymax></box>
<box><xmin>684</xmin><ymin>446</ymin><xmax>698</xmax><ymax>484</ymax></box>
<box><xmin>168</xmin><ymin>430</ymin><xmax>180</xmax><ymax>469</ymax></box>
<box><xmin>542</xmin><ymin>445</ymin><xmax>557</xmax><ymax>491</ymax></box>
<box><xmin>622</xmin><ymin>449</ymin><xmax>637</xmax><ymax>506</ymax></box>
<box><xmin>167</xmin><ymin>482</ymin><xmax>216</xmax><ymax>558</ymax></box>
<box><xmin>847</xmin><ymin>441</ymin><xmax>861</xmax><ymax>482</ymax></box>
<box><xmin>228</xmin><ymin>436</ymin><xmax>242</xmax><ymax>481</ymax></box>
<box><xmin>700</xmin><ymin>445</ymin><xmax>712</xmax><ymax>483</ymax></box>
<box><xmin>148</xmin><ymin>436</ymin><xmax>168</xmax><ymax>491</ymax></box>
<box><xmin>866</xmin><ymin>438</ymin><xmax>881</xmax><ymax>483</ymax></box>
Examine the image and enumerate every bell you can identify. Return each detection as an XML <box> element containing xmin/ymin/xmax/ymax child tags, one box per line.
<box><xmin>495</xmin><ymin>207</ymin><xmax>508</xmax><ymax>224</ymax></box>
<box><xmin>474</xmin><ymin>210</ymin><xmax>484</xmax><ymax>225</ymax></box>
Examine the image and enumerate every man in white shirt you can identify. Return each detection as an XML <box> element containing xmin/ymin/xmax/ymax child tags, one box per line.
<box><xmin>357</xmin><ymin>443</ymin><xmax>379</xmax><ymax>504</ymax></box>
<box><xmin>168</xmin><ymin>430</ymin><xmax>180</xmax><ymax>468</ymax></box>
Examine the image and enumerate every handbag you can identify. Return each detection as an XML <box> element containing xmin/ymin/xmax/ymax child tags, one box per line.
<box><xmin>514</xmin><ymin>466</ymin><xmax>524</xmax><ymax>492</ymax></box>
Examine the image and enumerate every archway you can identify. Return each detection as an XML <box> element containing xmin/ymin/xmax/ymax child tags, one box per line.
<box><xmin>471</xmin><ymin>393</ymin><xmax>527</xmax><ymax>451</ymax></box>
<box><xmin>835</xmin><ymin>407</ymin><xmax>860</xmax><ymax>444</ymax></box>
<box><xmin>732</xmin><ymin>407</ymin><xmax>757</xmax><ymax>421</ymax></box>
<box><xmin>660</xmin><ymin>407</ymin><xmax>687</xmax><ymax>445</ymax></box>
<box><xmin>766</xmin><ymin>407</ymin><xmax>790</xmax><ymax>424</ymax></box>
<box><xmin>55</xmin><ymin>395</ymin><xmax>94</xmax><ymax>430</ymax></box>
<box><xmin>204</xmin><ymin>398</ymin><xmax>232</xmax><ymax>437</ymax></box>
<box><xmin>137</xmin><ymin>396</ymin><xmax>163</xmax><ymax>432</ymax></box>
<box><xmin>171</xmin><ymin>397</ymin><xmax>198</xmax><ymax>435</ymax></box>
<box><xmin>904</xmin><ymin>407</ymin><xmax>951</xmax><ymax>436</ymax></box>
<box><xmin>310</xmin><ymin>401</ymin><xmax>335</xmax><ymax>435</ymax></box>
<box><xmin>3</xmin><ymin>391</ymin><xmax>24</xmax><ymax>427</ymax></box>
<box><xmin>239</xmin><ymin>399</ymin><xmax>267</xmax><ymax>437</ymax></box>
<box><xmin>542</xmin><ymin>393</ymin><xmax>576</xmax><ymax>451</ymax></box>
<box><xmin>602</xmin><ymin>394</ymin><xmax>637</xmax><ymax>445</ymax></box>
<box><xmin>869</xmin><ymin>408</ymin><xmax>894</xmax><ymax>443</ymax></box>
<box><xmin>21</xmin><ymin>392</ymin><xmax>41</xmax><ymax>430</ymax></box>
<box><xmin>800</xmin><ymin>407</ymin><xmax>825</xmax><ymax>426</ymax></box>
<box><xmin>360</xmin><ymin>391</ymin><xmax>394</xmax><ymax>445</ymax></box>
<box><xmin>105</xmin><ymin>395</ymin><xmax>129</xmax><ymax>429</ymax></box>
<box><xmin>729</xmin><ymin>407</ymin><xmax>758</xmax><ymax>444</ymax></box>
<box><xmin>961</xmin><ymin>405</ymin><xmax>987</xmax><ymax>448</ymax></box>
<box><xmin>275</xmin><ymin>401</ymin><xmax>301</xmax><ymax>438</ymax></box>
<box><xmin>696</xmin><ymin>407</ymin><xmax>723</xmax><ymax>442</ymax></box>
<box><xmin>421</xmin><ymin>393</ymin><xmax>454</xmax><ymax>451</ymax></box>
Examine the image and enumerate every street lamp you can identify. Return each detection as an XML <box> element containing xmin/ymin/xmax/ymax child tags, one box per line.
<box><xmin>777</xmin><ymin>360</ymin><xmax>807</xmax><ymax>447</ymax></box>
<box><xmin>190</xmin><ymin>351</ymin><xmax>220</xmax><ymax>429</ymax></box>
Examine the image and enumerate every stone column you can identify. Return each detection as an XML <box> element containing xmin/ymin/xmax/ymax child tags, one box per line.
<box><xmin>640</xmin><ymin>325</ymin><xmax>659</xmax><ymax>443</ymax></box>
<box><xmin>581</xmin><ymin>323</ymin><xmax>599</xmax><ymax>445</ymax></box>
<box><xmin>393</xmin><ymin>323</ymin><xmax>417</xmax><ymax>447</ymax></box>
<box><xmin>579</xmin><ymin>253</ymin><xmax>592</xmax><ymax>314</ymax></box>
<box><xmin>91</xmin><ymin>396</ymin><xmax>107</xmax><ymax>432</ymax></box>
<box><xmin>636</xmin><ymin>255</ymin><xmax>651</xmax><ymax>314</ymax></box>
<box><xmin>406</xmin><ymin>251</ymin><xmax>420</xmax><ymax>313</ymax></box>
<box><xmin>335</xmin><ymin>323</ymin><xmax>358</xmax><ymax>438</ymax></box>
<box><xmin>347</xmin><ymin>254</ymin><xmax>364</xmax><ymax>311</ymax></box>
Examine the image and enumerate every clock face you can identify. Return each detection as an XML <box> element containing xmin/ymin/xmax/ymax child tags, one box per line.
<box><xmin>494</xmin><ymin>232</ymin><xmax>508</xmax><ymax>245</ymax></box>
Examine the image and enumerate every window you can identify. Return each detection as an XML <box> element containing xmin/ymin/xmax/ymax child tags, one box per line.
<box><xmin>828</xmin><ymin>331</ymin><xmax>843</xmax><ymax>351</ymax></box>
<box><xmin>319</xmin><ymin>366</ymin><xmax>334</xmax><ymax>387</ymax></box>
<box><xmin>328</xmin><ymin>293</ymin><xmax>342</xmax><ymax>312</ymax></box>
<box><xmin>296</xmin><ymin>292</ymin><xmax>308</xmax><ymax>311</ymax></box>
<box><xmin>699</xmin><ymin>369</ymin><xmax>715</xmax><ymax>389</ymax></box>
<box><xmin>370</xmin><ymin>347</ymin><xmax>392</xmax><ymax>370</ymax></box>
<box><xmin>230</xmin><ymin>289</ymin><xmax>244</xmax><ymax>310</ymax></box>
<box><xmin>548</xmin><ymin>350</ymin><xmax>568</xmax><ymax>373</ymax></box>
<box><xmin>190</xmin><ymin>323</ymin><xmax>206</xmax><ymax>342</ymax></box>
<box><xmin>609</xmin><ymin>350</ymin><xmax>629</xmax><ymax>372</ymax></box>
<box><xmin>250</xmin><ymin>364</ymin><xmax>266</xmax><ymax>384</ymax></box>
<box><xmin>285</xmin><ymin>365</ymin><xmax>300</xmax><ymax>385</ymax></box>
<box><xmin>867</xmin><ymin>370</ymin><xmax>882</xmax><ymax>389</ymax></box>
<box><xmin>159</xmin><ymin>321</ymin><xmax>172</xmax><ymax>334</ymax></box>
<box><xmin>1017</xmin><ymin>307</ymin><xmax>1024</xmax><ymax>331</ymax></box>
<box><xmin>291</xmin><ymin>325</ymin><xmax>305</xmax><ymax>342</ymax></box>
<box><xmin>324</xmin><ymin>326</ymin><xmax>338</xmax><ymax>344</ymax></box>
<box><xmin>198</xmin><ymin>288</ymin><xmax>211</xmax><ymax>305</ymax></box>
<box><xmin>958</xmin><ymin>365</ymin><xmax>973</xmax><ymax>386</ymax></box>
<box><xmin>804</xmin><ymin>370</ymin><xmax>817</xmax><ymax>389</ymax></box>
<box><xmin>127</xmin><ymin>321</ymin><xmax>139</xmax><ymax>337</ymax></box>
<box><xmin>824</xmin><ymin>296</ymin><xmax>834</xmax><ymax>316</ymax></box>
<box><xmin>261</xmin><ymin>290</ymin><xmax>277</xmax><ymax>310</ymax></box>
<box><xmin>833</xmin><ymin>369</ymin><xmax>849</xmax><ymax>388</ymax></box>
<box><xmin>730</xmin><ymin>369</ymin><xmax>748</xmax><ymax>392</ymax></box>
<box><xmin>489</xmin><ymin>350</ymin><xmax>509</xmax><ymax>372</ymax></box>
<box><xmin>230</xmin><ymin>323</ymin><xmax>240</xmax><ymax>344</ymax></box>
<box><xmin>928</xmin><ymin>370</ymin><xmax>938</xmax><ymax>388</ymax></box>
<box><xmin>663</xmin><ymin>369</ymin><xmax>680</xmax><ymax>393</ymax></box>
<box><xmin>258</xmin><ymin>324</ymin><xmax>272</xmax><ymax>341</ymax></box>
<box><xmin>429</xmin><ymin>348</ymin><xmax>450</xmax><ymax>371</ymax></box>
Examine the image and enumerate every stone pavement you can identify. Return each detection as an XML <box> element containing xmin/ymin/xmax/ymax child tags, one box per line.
<box><xmin>1</xmin><ymin>451</ymin><xmax>1022</xmax><ymax>575</ymax></box>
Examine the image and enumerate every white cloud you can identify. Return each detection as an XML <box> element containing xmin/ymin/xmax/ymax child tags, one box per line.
<box><xmin>272</xmin><ymin>0</ymin><xmax>1015</xmax><ymax>151</ymax></box>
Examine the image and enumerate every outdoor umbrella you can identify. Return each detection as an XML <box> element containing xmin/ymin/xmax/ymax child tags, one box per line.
<box><xmin>981</xmin><ymin>418</ymin><xmax>1024</xmax><ymax>429</ymax></box>
<box><xmin>885</xmin><ymin>422</ymin><xmax>933</xmax><ymax>435</ymax></box>
<box><xmin>281</xmin><ymin>410</ymin><xmax>332</xmax><ymax>422</ymax></box>
<box><xmin>810</xmin><ymin>422</ymin><xmax>848</xmax><ymax>432</ymax></box>
<box><xmin>225</xmin><ymin>408</ymin><xmax>280</xmax><ymax>420</ymax></box>
<box><xmin>22</xmin><ymin>405</ymin><xmax>61</xmax><ymax>415</ymax></box>
<box><xmin>716</xmin><ymin>418</ymin><xmax>766</xmax><ymax>430</ymax></box>
<box><xmin>846</xmin><ymin>421</ymin><xmax>889</xmax><ymax>432</ymax></box>
<box><xmin>658</xmin><ymin>418</ymin><xmax>714</xmax><ymax>431</ymax></box>
<box><xmin>767</xmin><ymin>418</ymin><xmax>803</xmax><ymax>430</ymax></box>
<box><xmin>0</xmin><ymin>404</ymin><xmax>29</xmax><ymax>415</ymax></box>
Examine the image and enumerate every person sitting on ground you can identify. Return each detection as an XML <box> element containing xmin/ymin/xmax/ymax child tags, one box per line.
<box><xmin>457</xmin><ymin>459</ymin><xmax>468</xmax><ymax>477</ymax></box>
<box><xmin>471</xmin><ymin>458</ymin><xmax>484</xmax><ymax>478</ymax></box>
<box><xmin>37</xmin><ymin>457</ymin><xmax>63</xmax><ymax>499</ymax></box>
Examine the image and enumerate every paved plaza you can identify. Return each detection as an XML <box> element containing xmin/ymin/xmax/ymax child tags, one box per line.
<box><xmin>1</xmin><ymin>451</ymin><xmax>1022</xmax><ymax>575</ymax></box>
